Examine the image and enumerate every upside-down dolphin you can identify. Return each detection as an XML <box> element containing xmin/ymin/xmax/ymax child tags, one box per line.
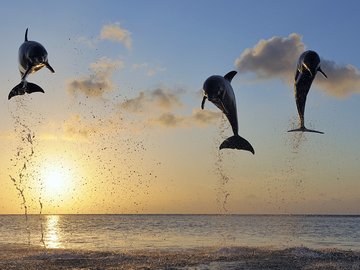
<box><xmin>8</xmin><ymin>28</ymin><xmax>55</xmax><ymax>100</ymax></box>
<box><xmin>288</xmin><ymin>50</ymin><xmax>327</xmax><ymax>134</ymax></box>
<box><xmin>201</xmin><ymin>71</ymin><xmax>254</xmax><ymax>154</ymax></box>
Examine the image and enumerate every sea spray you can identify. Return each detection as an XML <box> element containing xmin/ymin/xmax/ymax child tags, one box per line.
<box><xmin>287</xmin><ymin>117</ymin><xmax>308</xmax><ymax>153</ymax></box>
<box><xmin>214</xmin><ymin>152</ymin><xmax>230</xmax><ymax>214</ymax></box>
<box><xmin>66</xmin><ymin>93</ymin><xmax>158</xmax><ymax>214</ymax></box>
<box><xmin>39</xmin><ymin>198</ymin><xmax>46</xmax><ymax>248</ymax></box>
<box><xmin>213</xmin><ymin>115</ymin><xmax>231</xmax><ymax>214</ymax></box>
<box><xmin>276</xmin><ymin>117</ymin><xmax>313</xmax><ymax>213</ymax></box>
<box><xmin>8</xmin><ymin>97</ymin><xmax>43</xmax><ymax>245</ymax></box>
<box><xmin>211</xmin><ymin>115</ymin><xmax>235</xmax><ymax>247</ymax></box>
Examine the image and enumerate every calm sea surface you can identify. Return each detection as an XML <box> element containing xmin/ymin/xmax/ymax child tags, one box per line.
<box><xmin>0</xmin><ymin>214</ymin><xmax>359</xmax><ymax>251</ymax></box>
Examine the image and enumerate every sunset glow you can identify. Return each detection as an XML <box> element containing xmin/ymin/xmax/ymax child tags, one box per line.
<box><xmin>39</xmin><ymin>159</ymin><xmax>75</xmax><ymax>202</ymax></box>
<box><xmin>0</xmin><ymin>1</ymin><xmax>359</xmax><ymax>216</ymax></box>
<box><xmin>43</xmin><ymin>168</ymin><xmax>68</xmax><ymax>194</ymax></box>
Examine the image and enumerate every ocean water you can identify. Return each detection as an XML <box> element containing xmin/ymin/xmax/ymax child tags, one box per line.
<box><xmin>1</xmin><ymin>214</ymin><xmax>360</xmax><ymax>269</ymax></box>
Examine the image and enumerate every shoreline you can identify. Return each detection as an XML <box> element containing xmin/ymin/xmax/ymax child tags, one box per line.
<box><xmin>1</xmin><ymin>244</ymin><xmax>359</xmax><ymax>270</ymax></box>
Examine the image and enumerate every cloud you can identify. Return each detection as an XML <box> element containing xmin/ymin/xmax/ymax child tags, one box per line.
<box><xmin>132</xmin><ymin>62</ymin><xmax>166</xmax><ymax>77</ymax></box>
<box><xmin>151</xmin><ymin>112</ymin><xmax>185</xmax><ymax>128</ymax></box>
<box><xmin>120</xmin><ymin>87</ymin><xmax>183</xmax><ymax>113</ymax></box>
<box><xmin>235</xmin><ymin>33</ymin><xmax>304</xmax><ymax>81</ymax></box>
<box><xmin>149</xmin><ymin>109</ymin><xmax>222</xmax><ymax>128</ymax></box>
<box><xmin>235</xmin><ymin>33</ymin><xmax>360</xmax><ymax>97</ymax></box>
<box><xmin>100</xmin><ymin>23</ymin><xmax>132</xmax><ymax>50</ymax></box>
<box><xmin>75</xmin><ymin>23</ymin><xmax>132</xmax><ymax>51</ymax></box>
<box><xmin>120</xmin><ymin>87</ymin><xmax>221</xmax><ymax>129</ymax></box>
<box><xmin>63</xmin><ymin>114</ymin><xmax>97</xmax><ymax>140</ymax></box>
<box><xmin>316</xmin><ymin>60</ymin><xmax>360</xmax><ymax>97</ymax></box>
<box><xmin>67</xmin><ymin>57</ymin><xmax>124</xmax><ymax>98</ymax></box>
<box><xmin>191</xmin><ymin>109</ymin><xmax>222</xmax><ymax>126</ymax></box>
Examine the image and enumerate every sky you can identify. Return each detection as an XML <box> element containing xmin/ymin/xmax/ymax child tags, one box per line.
<box><xmin>0</xmin><ymin>0</ymin><xmax>359</xmax><ymax>214</ymax></box>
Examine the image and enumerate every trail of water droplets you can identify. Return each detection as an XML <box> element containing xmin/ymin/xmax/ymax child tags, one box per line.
<box><xmin>66</xmin><ymin>93</ymin><xmax>161</xmax><ymax>214</ymax></box>
<box><xmin>8</xmin><ymin>98</ymin><xmax>44</xmax><ymax>246</ymax></box>
<box><xmin>213</xmin><ymin>115</ymin><xmax>231</xmax><ymax>214</ymax></box>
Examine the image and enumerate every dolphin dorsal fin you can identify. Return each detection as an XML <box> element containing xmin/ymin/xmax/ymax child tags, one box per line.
<box><xmin>25</xmin><ymin>28</ymin><xmax>28</xmax><ymax>41</ymax></box>
<box><xmin>224</xmin><ymin>71</ymin><xmax>237</xmax><ymax>82</ymax></box>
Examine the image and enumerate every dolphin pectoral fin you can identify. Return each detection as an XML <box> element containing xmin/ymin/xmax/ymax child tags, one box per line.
<box><xmin>220</xmin><ymin>100</ymin><xmax>229</xmax><ymax>114</ymax></box>
<box><xmin>220</xmin><ymin>135</ymin><xmax>255</xmax><ymax>154</ymax></box>
<box><xmin>287</xmin><ymin>127</ymin><xmax>324</xmax><ymax>134</ymax></box>
<box><xmin>201</xmin><ymin>96</ymin><xmax>207</xmax><ymax>109</ymax></box>
<box><xmin>318</xmin><ymin>67</ymin><xmax>327</xmax><ymax>78</ymax></box>
<box><xmin>45</xmin><ymin>62</ymin><xmax>55</xmax><ymax>73</ymax></box>
<box><xmin>8</xmin><ymin>82</ymin><xmax>26</xmax><ymax>100</ymax></box>
<box><xmin>224</xmin><ymin>71</ymin><xmax>237</xmax><ymax>82</ymax></box>
<box><xmin>25</xmin><ymin>82</ymin><xmax>45</xmax><ymax>95</ymax></box>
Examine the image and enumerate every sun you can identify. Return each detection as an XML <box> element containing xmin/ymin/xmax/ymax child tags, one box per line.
<box><xmin>44</xmin><ymin>170</ymin><xmax>64</xmax><ymax>191</ymax></box>
<box><xmin>41</xmin><ymin>164</ymin><xmax>72</xmax><ymax>197</ymax></box>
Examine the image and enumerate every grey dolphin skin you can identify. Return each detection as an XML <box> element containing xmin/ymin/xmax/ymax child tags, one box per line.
<box><xmin>8</xmin><ymin>28</ymin><xmax>55</xmax><ymax>100</ymax></box>
<box><xmin>288</xmin><ymin>50</ymin><xmax>327</xmax><ymax>134</ymax></box>
<box><xmin>201</xmin><ymin>71</ymin><xmax>254</xmax><ymax>154</ymax></box>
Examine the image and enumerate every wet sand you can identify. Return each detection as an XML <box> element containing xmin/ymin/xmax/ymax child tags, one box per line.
<box><xmin>1</xmin><ymin>245</ymin><xmax>360</xmax><ymax>270</ymax></box>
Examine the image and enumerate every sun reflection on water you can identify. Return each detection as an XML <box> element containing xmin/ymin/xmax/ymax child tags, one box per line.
<box><xmin>44</xmin><ymin>215</ymin><xmax>62</xmax><ymax>248</ymax></box>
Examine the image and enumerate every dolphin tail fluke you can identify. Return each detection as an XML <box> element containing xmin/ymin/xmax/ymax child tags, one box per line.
<box><xmin>26</xmin><ymin>82</ymin><xmax>45</xmax><ymax>94</ymax></box>
<box><xmin>287</xmin><ymin>127</ymin><xmax>324</xmax><ymax>134</ymax></box>
<box><xmin>219</xmin><ymin>135</ymin><xmax>255</xmax><ymax>154</ymax></box>
<box><xmin>8</xmin><ymin>82</ymin><xmax>26</xmax><ymax>100</ymax></box>
<box><xmin>8</xmin><ymin>82</ymin><xmax>44</xmax><ymax>100</ymax></box>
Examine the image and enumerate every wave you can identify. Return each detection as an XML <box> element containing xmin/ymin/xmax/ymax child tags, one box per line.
<box><xmin>1</xmin><ymin>244</ymin><xmax>360</xmax><ymax>270</ymax></box>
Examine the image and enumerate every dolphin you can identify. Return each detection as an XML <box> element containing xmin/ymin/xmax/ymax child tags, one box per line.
<box><xmin>288</xmin><ymin>50</ymin><xmax>327</xmax><ymax>134</ymax></box>
<box><xmin>8</xmin><ymin>28</ymin><xmax>55</xmax><ymax>100</ymax></box>
<box><xmin>201</xmin><ymin>71</ymin><xmax>254</xmax><ymax>154</ymax></box>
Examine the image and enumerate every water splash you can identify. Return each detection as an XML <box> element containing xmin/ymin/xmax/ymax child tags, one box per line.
<box><xmin>8</xmin><ymin>98</ymin><xmax>42</xmax><ymax>245</ymax></box>
<box><xmin>287</xmin><ymin>117</ymin><xmax>308</xmax><ymax>153</ymax></box>
<box><xmin>66</xmin><ymin>93</ymin><xmax>159</xmax><ymax>214</ymax></box>
<box><xmin>214</xmin><ymin>151</ymin><xmax>230</xmax><ymax>214</ymax></box>
<box><xmin>275</xmin><ymin>117</ymin><xmax>312</xmax><ymax>212</ymax></box>
<box><xmin>213</xmin><ymin>115</ymin><xmax>231</xmax><ymax>214</ymax></box>
<box><xmin>39</xmin><ymin>198</ymin><xmax>46</xmax><ymax>249</ymax></box>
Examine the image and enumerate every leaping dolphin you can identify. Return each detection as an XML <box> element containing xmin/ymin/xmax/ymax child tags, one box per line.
<box><xmin>8</xmin><ymin>28</ymin><xmax>55</xmax><ymax>100</ymax></box>
<box><xmin>201</xmin><ymin>71</ymin><xmax>254</xmax><ymax>154</ymax></box>
<box><xmin>288</xmin><ymin>50</ymin><xmax>327</xmax><ymax>134</ymax></box>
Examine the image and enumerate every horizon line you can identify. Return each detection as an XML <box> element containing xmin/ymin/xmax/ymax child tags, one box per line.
<box><xmin>1</xmin><ymin>213</ymin><xmax>360</xmax><ymax>216</ymax></box>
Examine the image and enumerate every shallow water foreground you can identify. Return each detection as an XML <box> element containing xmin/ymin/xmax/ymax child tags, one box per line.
<box><xmin>1</xmin><ymin>245</ymin><xmax>360</xmax><ymax>270</ymax></box>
